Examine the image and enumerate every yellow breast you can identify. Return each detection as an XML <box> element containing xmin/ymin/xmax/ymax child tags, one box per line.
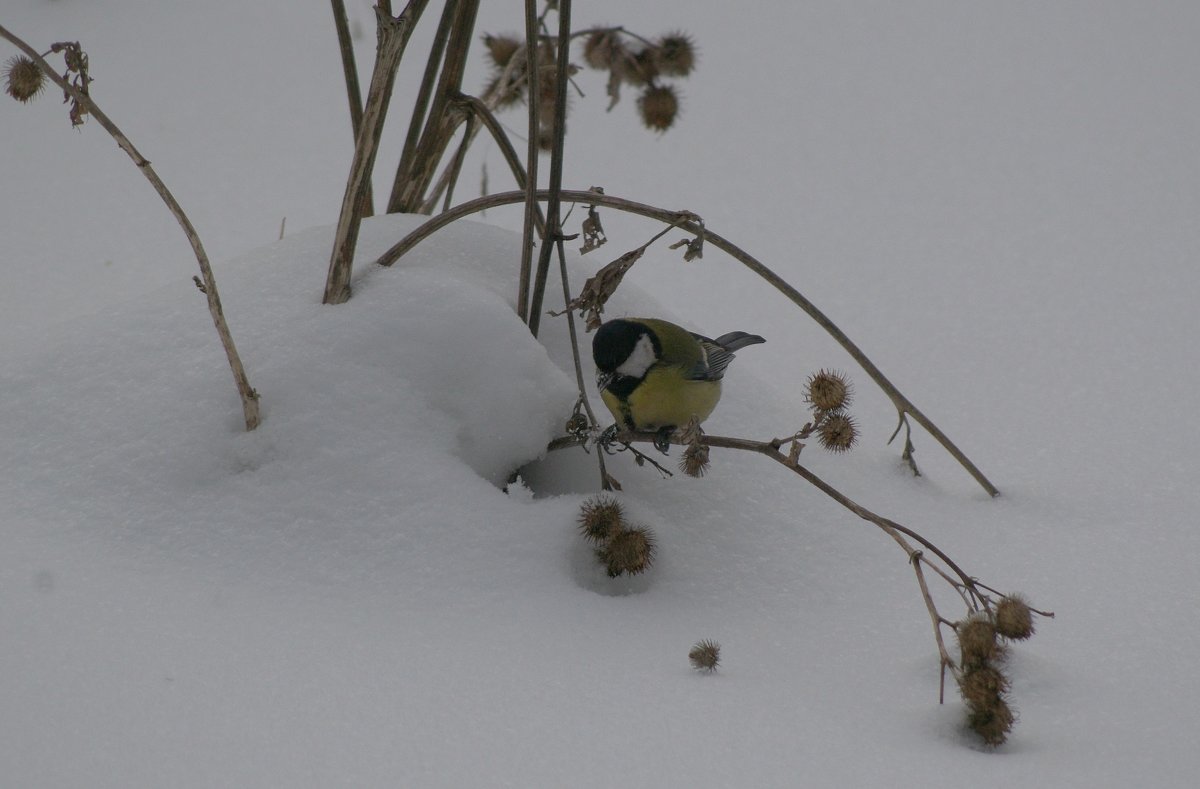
<box><xmin>601</xmin><ymin>367</ymin><xmax>722</xmax><ymax>431</ymax></box>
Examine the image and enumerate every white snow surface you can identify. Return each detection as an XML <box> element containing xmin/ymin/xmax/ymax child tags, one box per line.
<box><xmin>3</xmin><ymin>1</ymin><xmax>1200</xmax><ymax>787</ymax></box>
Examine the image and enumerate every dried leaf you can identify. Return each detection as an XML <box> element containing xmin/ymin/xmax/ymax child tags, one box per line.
<box><xmin>579</xmin><ymin>204</ymin><xmax>607</xmax><ymax>255</ymax></box>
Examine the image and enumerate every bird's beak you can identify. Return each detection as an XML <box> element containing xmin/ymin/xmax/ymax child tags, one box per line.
<box><xmin>596</xmin><ymin>371</ymin><xmax>613</xmax><ymax>392</ymax></box>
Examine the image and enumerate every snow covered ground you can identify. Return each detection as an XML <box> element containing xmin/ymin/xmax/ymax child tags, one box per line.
<box><xmin>3</xmin><ymin>1</ymin><xmax>1199</xmax><ymax>786</ymax></box>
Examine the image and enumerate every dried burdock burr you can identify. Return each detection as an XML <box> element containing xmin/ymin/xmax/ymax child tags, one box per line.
<box><xmin>805</xmin><ymin>369</ymin><xmax>853</xmax><ymax>413</ymax></box>
<box><xmin>4</xmin><ymin>55</ymin><xmax>45</xmax><ymax>103</ymax></box>
<box><xmin>578</xmin><ymin>495</ymin><xmax>626</xmax><ymax>544</ymax></box>
<box><xmin>956</xmin><ymin>614</ymin><xmax>1001</xmax><ymax>668</ymax></box>
<box><xmin>680</xmin><ymin>442</ymin><xmax>710</xmax><ymax>478</ymax></box>
<box><xmin>994</xmin><ymin>594</ymin><xmax>1036</xmax><ymax>641</ymax></box>
<box><xmin>689</xmin><ymin>639</ymin><xmax>721</xmax><ymax>673</ymax></box>
<box><xmin>637</xmin><ymin>84</ymin><xmax>679</xmax><ymax>132</ymax></box>
<box><xmin>583</xmin><ymin>28</ymin><xmax>625</xmax><ymax>70</ymax></box>
<box><xmin>599</xmin><ymin>526</ymin><xmax>656</xmax><ymax>577</ymax></box>
<box><xmin>653</xmin><ymin>32</ymin><xmax>697</xmax><ymax>77</ymax></box>
<box><xmin>483</xmin><ymin>34</ymin><xmax>521</xmax><ymax>70</ymax></box>
<box><xmin>818</xmin><ymin>412</ymin><xmax>859</xmax><ymax>453</ymax></box>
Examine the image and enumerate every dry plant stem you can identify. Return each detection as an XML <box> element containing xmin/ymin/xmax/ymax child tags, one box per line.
<box><xmin>910</xmin><ymin>553</ymin><xmax>955</xmax><ymax>701</ymax></box>
<box><xmin>549</xmin><ymin>428</ymin><xmax>973</xmax><ymax>693</ymax></box>
<box><xmin>433</xmin><ymin>112</ymin><xmax>477</xmax><ymax>213</ymax></box>
<box><xmin>552</xmin><ymin>238</ymin><xmax>610</xmax><ymax>489</ymax></box>
<box><xmin>374</xmin><ymin>188</ymin><xmax>999</xmax><ymax>497</ymax></box>
<box><xmin>526</xmin><ymin>0</ymin><xmax>573</xmax><ymax>338</ymax></box>
<box><xmin>324</xmin><ymin>2</ymin><xmax>429</xmax><ymax>304</ymax></box>
<box><xmin>387</xmin><ymin>0</ymin><xmax>480</xmax><ymax>214</ymax></box>
<box><xmin>390</xmin><ymin>0</ymin><xmax>458</xmax><ymax>212</ymax></box>
<box><xmin>0</xmin><ymin>24</ymin><xmax>261</xmax><ymax>431</ymax></box>
<box><xmin>450</xmin><ymin>94</ymin><xmax>547</xmax><ymax>239</ymax></box>
<box><xmin>329</xmin><ymin>0</ymin><xmax>373</xmax><ymax>217</ymax></box>
<box><xmin>517</xmin><ymin>0</ymin><xmax>542</xmax><ymax>323</ymax></box>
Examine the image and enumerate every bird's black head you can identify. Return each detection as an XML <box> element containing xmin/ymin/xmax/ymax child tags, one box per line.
<box><xmin>592</xmin><ymin>319</ymin><xmax>657</xmax><ymax>374</ymax></box>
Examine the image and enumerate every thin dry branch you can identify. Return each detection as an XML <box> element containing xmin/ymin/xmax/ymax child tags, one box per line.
<box><xmin>373</xmin><ymin>188</ymin><xmax>999</xmax><ymax>496</ymax></box>
<box><xmin>0</xmin><ymin>24</ymin><xmax>260</xmax><ymax>431</ymax></box>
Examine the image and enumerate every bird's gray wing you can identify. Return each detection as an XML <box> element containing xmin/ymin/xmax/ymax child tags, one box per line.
<box><xmin>686</xmin><ymin>331</ymin><xmax>766</xmax><ymax>381</ymax></box>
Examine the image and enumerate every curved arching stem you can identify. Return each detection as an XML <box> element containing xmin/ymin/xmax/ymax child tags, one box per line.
<box><xmin>375</xmin><ymin>189</ymin><xmax>999</xmax><ymax>497</ymax></box>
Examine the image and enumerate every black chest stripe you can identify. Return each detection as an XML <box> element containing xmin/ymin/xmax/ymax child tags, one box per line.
<box><xmin>606</xmin><ymin>374</ymin><xmax>642</xmax><ymax>399</ymax></box>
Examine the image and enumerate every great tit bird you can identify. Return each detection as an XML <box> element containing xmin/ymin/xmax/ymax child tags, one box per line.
<box><xmin>592</xmin><ymin>317</ymin><xmax>765</xmax><ymax>439</ymax></box>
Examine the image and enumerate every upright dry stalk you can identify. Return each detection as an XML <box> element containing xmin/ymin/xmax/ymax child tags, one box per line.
<box><xmin>517</xmin><ymin>0</ymin><xmax>542</xmax><ymax>322</ymax></box>
<box><xmin>324</xmin><ymin>1</ymin><xmax>429</xmax><ymax>305</ymax></box>
<box><xmin>386</xmin><ymin>0</ymin><xmax>481</xmax><ymax>214</ymax></box>
<box><xmin>526</xmin><ymin>0</ymin><xmax>572</xmax><ymax>337</ymax></box>
<box><xmin>390</xmin><ymin>0</ymin><xmax>460</xmax><ymax>212</ymax></box>
<box><xmin>0</xmin><ymin>24</ymin><xmax>261</xmax><ymax>430</ymax></box>
<box><xmin>329</xmin><ymin>0</ymin><xmax>373</xmax><ymax>218</ymax></box>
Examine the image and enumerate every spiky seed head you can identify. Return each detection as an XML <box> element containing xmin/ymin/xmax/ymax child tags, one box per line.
<box><xmin>638</xmin><ymin>84</ymin><xmax>678</xmax><ymax>132</ymax></box>
<box><xmin>578</xmin><ymin>495</ymin><xmax>625</xmax><ymax>544</ymax></box>
<box><xmin>4</xmin><ymin>56</ymin><xmax>45</xmax><ymax>103</ymax></box>
<box><xmin>957</xmin><ymin>614</ymin><xmax>1000</xmax><ymax>667</ymax></box>
<box><xmin>653</xmin><ymin>32</ymin><xmax>697</xmax><ymax>77</ymax></box>
<box><xmin>615</xmin><ymin>48</ymin><xmax>659</xmax><ymax>87</ymax></box>
<box><xmin>957</xmin><ymin>665</ymin><xmax>1011</xmax><ymax>709</ymax></box>
<box><xmin>818</xmin><ymin>413</ymin><xmax>858</xmax><ymax>453</ymax></box>
<box><xmin>995</xmin><ymin>595</ymin><xmax>1036</xmax><ymax>641</ymax></box>
<box><xmin>583</xmin><ymin>28</ymin><xmax>626</xmax><ymax>70</ymax></box>
<box><xmin>967</xmin><ymin>697</ymin><xmax>1015</xmax><ymax>746</ymax></box>
<box><xmin>600</xmin><ymin>526</ymin><xmax>656</xmax><ymax>576</ymax></box>
<box><xmin>689</xmin><ymin>639</ymin><xmax>721</xmax><ymax>673</ymax></box>
<box><xmin>680</xmin><ymin>442</ymin><xmax>710</xmax><ymax>478</ymax></box>
<box><xmin>483</xmin><ymin>35</ymin><xmax>522</xmax><ymax>69</ymax></box>
<box><xmin>805</xmin><ymin>369</ymin><xmax>853</xmax><ymax>413</ymax></box>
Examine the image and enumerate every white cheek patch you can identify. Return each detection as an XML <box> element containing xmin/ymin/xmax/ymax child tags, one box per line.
<box><xmin>616</xmin><ymin>334</ymin><xmax>657</xmax><ymax>379</ymax></box>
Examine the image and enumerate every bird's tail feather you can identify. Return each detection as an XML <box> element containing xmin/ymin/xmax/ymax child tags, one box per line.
<box><xmin>713</xmin><ymin>331</ymin><xmax>766</xmax><ymax>352</ymax></box>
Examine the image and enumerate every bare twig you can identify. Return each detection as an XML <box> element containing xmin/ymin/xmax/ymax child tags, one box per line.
<box><xmin>0</xmin><ymin>24</ymin><xmax>261</xmax><ymax>431</ymax></box>
<box><xmin>373</xmin><ymin>188</ymin><xmax>999</xmax><ymax>496</ymax></box>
